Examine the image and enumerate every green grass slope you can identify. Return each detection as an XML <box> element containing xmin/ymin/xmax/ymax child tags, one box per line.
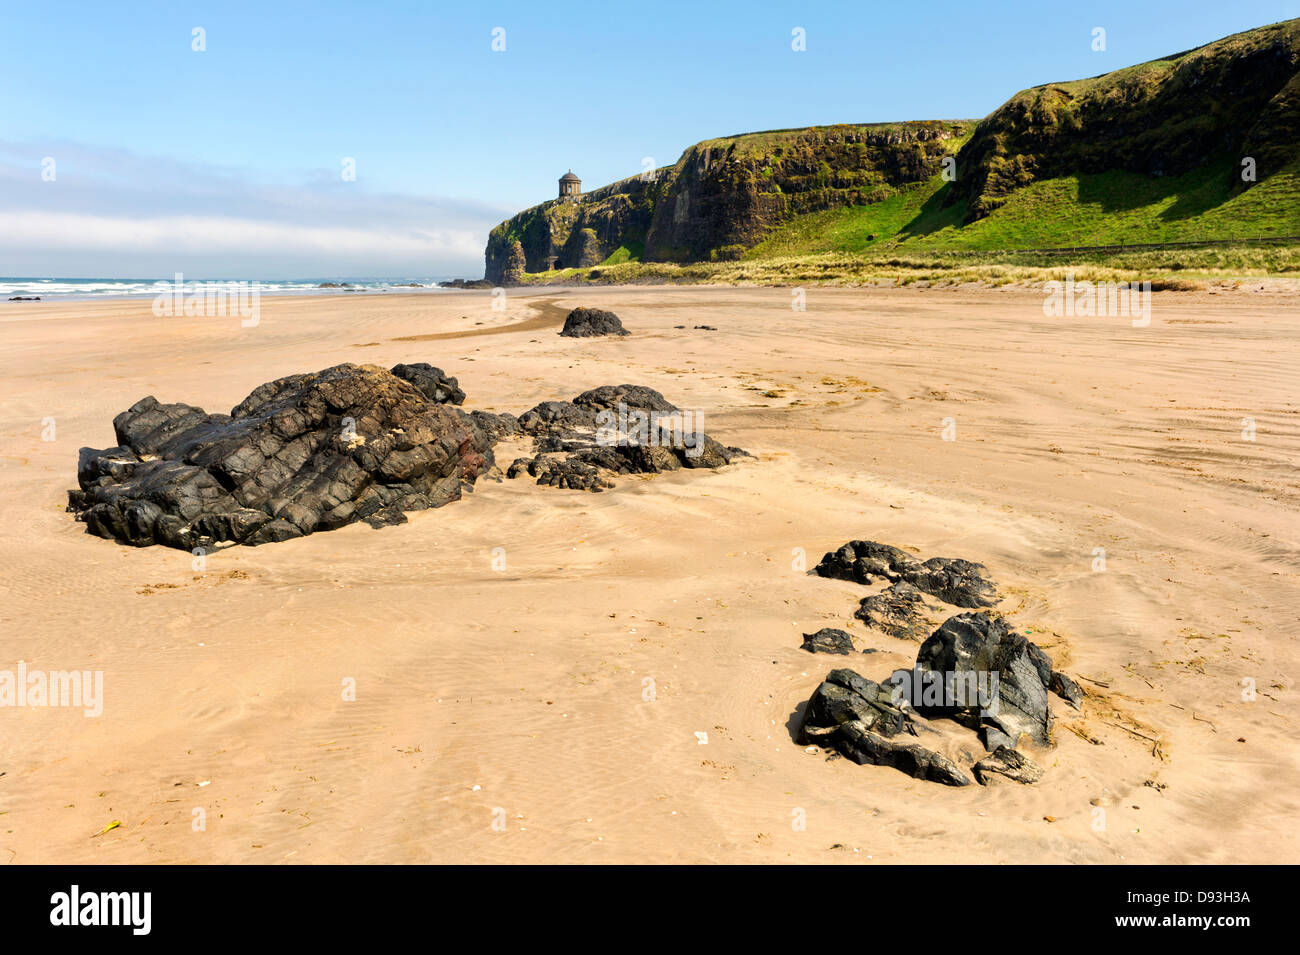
<box><xmin>748</xmin><ymin>157</ymin><xmax>1300</xmax><ymax>258</ymax></box>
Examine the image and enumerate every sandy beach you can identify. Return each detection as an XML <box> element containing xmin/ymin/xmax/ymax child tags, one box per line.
<box><xmin>1</xmin><ymin>284</ymin><xmax>1296</xmax><ymax>864</ymax></box>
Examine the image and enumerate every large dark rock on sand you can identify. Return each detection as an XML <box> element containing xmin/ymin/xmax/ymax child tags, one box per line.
<box><xmin>815</xmin><ymin>539</ymin><xmax>998</xmax><ymax>608</ymax></box>
<box><xmin>507</xmin><ymin>383</ymin><xmax>746</xmax><ymax>491</ymax></box>
<box><xmin>797</xmin><ymin>669</ymin><xmax>971</xmax><ymax>786</ymax></box>
<box><xmin>68</xmin><ymin>363</ymin><xmax>495</xmax><ymax>549</ymax></box>
<box><xmin>559</xmin><ymin>307</ymin><xmax>630</xmax><ymax>338</ymax></box>
<box><xmin>914</xmin><ymin>612</ymin><xmax>1079</xmax><ymax>750</ymax></box>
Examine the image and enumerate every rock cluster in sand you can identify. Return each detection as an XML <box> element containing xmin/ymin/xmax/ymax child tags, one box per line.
<box><xmin>799</xmin><ymin>540</ymin><xmax>1082</xmax><ymax>786</ymax></box>
<box><xmin>506</xmin><ymin>383</ymin><xmax>746</xmax><ymax>491</ymax></box>
<box><xmin>69</xmin><ymin>365</ymin><xmax>746</xmax><ymax>548</ymax></box>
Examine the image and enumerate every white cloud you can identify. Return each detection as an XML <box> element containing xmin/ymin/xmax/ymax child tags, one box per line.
<box><xmin>0</xmin><ymin>140</ymin><xmax>511</xmax><ymax>278</ymax></box>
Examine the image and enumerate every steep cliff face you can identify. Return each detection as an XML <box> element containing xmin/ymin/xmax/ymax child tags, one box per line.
<box><xmin>641</xmin><ymin>122</ymin><xmax>970</xmax><ymax>261</ymax></box>
<box><xmin>485</xmin><ymin>176</ymin><xmax>660</xmax><ymax>284</ymax></box>
<box><xmin>483</xmin><ymin>122</ymin><xmax>971</xmax><ymax>281</ymax></box>
<box><xmin>949</xmin><ymin>19</ymin><xmax>1300</xmax><ymax>221</ymax></box>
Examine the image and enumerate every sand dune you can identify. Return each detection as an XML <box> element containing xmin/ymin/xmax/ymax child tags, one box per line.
<box><xmin>0</xmin><ymin>284</ymin><xmax>1296</xmax><ymax>863</ymax></box>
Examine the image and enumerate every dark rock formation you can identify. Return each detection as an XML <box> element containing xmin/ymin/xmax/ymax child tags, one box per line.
<box><xmin>834</xmin><ymin>722</ymin><xmax>971</xmax><ymax>787</ymax></box>
<box><xmin>574</xmin><ymin>228</ymin><xmax>603</xmax><ymax>268</ymax></box>
<box><xmin>507</xmin><ymin>454</ymin><xmax>614</xmax><ymax>491</ymax></box>
<box><xmin>915</xmin><ymin>612</ymin><xmax>1079</xmax><ymax>750</ymax></box>
<box><xmin>854</xmin><ymin>581</ymin><xmax>935</xmax><ymax>640</ymax></box>
<box><xmin>795</xmin><ymin>542</ymin><xmax>1083</xmax><ymax>786</ymax></box>
<box><xmin>573</xmin><ymin>384</ymin><xmax>679</xmax><ymax>414</ymax></box>
<box><xmin>801</xmin><ymin>628</ymin><xmax>855</xmax><ymax>655</ymax></box>
<box><xmin>501</xmin><ymin>240</ymin><xmax>526</xmax><ymax>285</ymax></box>
<box><xmin>390</xmin><ymin>363</ymin><xmax>465</xmax><ymax>405</ymax></box>
<box><xmin>1050</xmin><ymin>670</ymin><xmax>1084</xmax><ymax>709</ymax></box>
<box><xmin>797</xmin><ymin>669</ymin><xmax>971</xmax><ymax>787</ymax></box>
<box><xmin>973</xmin><ymin>746</ymin><xmax>1044</xmax><ymax>785</ymax></box>
<box><xmin>438</xmin><ymin>278</ymin><xmax>493</xmax><ymax>289</ymax></box>
<box><xmin>8</xmin><ymin>296</ymin><xmax>40</xmax><ymax>301</ymax></box>
<box><xmin>468</xmin><ymin>409</ymin><xmax>519</xmax><ymax>443</ymax></box>
<box><xmin>507</xmin><ymin>384</ymin><xmax>746</xmax><ymax>492</ymax></box>
<box><xmin>815</xmin><ymin>540</ymin><xmax>998</xmax><ymax>608</ymax></box>
<box><xmin>559</xmin><ymin>307</ymin><xmax>631</xmax><ymax>338</ymax></box>
<box><xmin>68</xmin><ymin>363</ymin><xmax>495</xmax><ymax>550</ymax></box>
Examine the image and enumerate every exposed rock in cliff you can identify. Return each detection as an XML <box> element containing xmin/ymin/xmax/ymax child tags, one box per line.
<box><xmin>485</xmin><ymin>175</ymin><xmax>660</xmax><ymax>283</ymax></box>
<box><xmin>501</xmin><ymin>239</ymin><xmax>526</xmax><ymax>285</ymax></box>
<box><xmin>640</xmin><ymin>122</ymin><xmax>969</xmax><ymax>262</ymax></box>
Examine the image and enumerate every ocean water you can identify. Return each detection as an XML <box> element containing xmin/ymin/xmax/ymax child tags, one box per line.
<box><xmin>0</xmin><ymin>277</ymin><xmax>453</xmax><ymax>300</ymax></box>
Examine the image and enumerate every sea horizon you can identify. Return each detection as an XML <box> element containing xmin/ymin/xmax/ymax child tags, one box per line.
<box><xmin>0</xmin><ymin>275</ymin><xmax>467</xmax><ymax>300</ymax></box>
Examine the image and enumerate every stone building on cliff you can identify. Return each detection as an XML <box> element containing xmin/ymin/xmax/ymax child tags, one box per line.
<box><xmin>558</xmin><ymin>170</ymin><xmax>581</xmax><ymax>199</ymax></box>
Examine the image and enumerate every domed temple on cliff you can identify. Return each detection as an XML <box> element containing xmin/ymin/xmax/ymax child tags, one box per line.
<box><xmin>558</xmin><ymin>170</ymin><xmax>581</xmax><ymax>199</ymax></box>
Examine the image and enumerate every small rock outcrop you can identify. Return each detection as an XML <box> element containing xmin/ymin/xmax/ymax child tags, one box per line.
<box><xmin>797</xmin><ymin>669</ymin><xmax>971</xmax><ymax>786</ymax></box>
<box><xmin>390</xmin><ymin>363</ymin><xmax>465</xmax><ymax>405</ymax></box>
<box><xmin>1050</xmin><ymin>670</ymin><xmax>1085</xmax><ymax>709</ymax></box>
<box><xmin>815</xmin><ymin>539</ymin><xmax>998</xmax><ymax>608</ymax></box>
<box><xmin>854</xmin><ymin>581</ymin><xmax>936</xmax><ymax>641</ymax></box>
<box><xmin>507</xmin><ymin>384</ymin><xmax>746</xmax><ymax>491</ymax></box>
<box><xmin>68</xmin><ymin>363</ymin><xmax>495</xmax><ymax>549</ymax></box>
<box><xmin>559</xmin><ymin>307</ymin><xmax>631</xmax><ymax>338</ymax></box>
<box><xmin>468</xmin><ymin>409</ymin><xmax>519</xmax><ymax>442</ymax></box>
<box><xmin>973</xmin><ymin>746</ymin><xmax>1044</xmax><ymax>786</ymax></box>
<box><xmin>800</xmin><ymin>628</ymin><xmax>855</xmax><ymax>655</ymax></box>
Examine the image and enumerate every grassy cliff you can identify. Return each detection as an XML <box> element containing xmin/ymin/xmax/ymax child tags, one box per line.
<box><xmin>484</xmin><ymin>122</ymin><xmax>971</xmax><ymax>282</ymax></box>
<box><xmin>948</xmin><ymin>18</ymin><xmax>1300</xmax><ymax>222</ymax></box>
<box><xmin>483</xmin><ymin>19</ymin><xmax>1300</xmax><ymax>285</ymax></box>
<box><xmin>638</xmin><ymin>121</ymin><xmax>972</xmax><ymax>262</ymax></box>
<box><xmin>484</xmin><ymin>174</ymin><xmax>662</xmax><ymax>284</ymax></box>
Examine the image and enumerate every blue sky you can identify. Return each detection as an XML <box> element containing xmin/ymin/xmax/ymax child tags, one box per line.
<box><xmin>2</xmin><ymin>0</ymin><xmax>1295</xmax><ymax>278</ymax></box>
